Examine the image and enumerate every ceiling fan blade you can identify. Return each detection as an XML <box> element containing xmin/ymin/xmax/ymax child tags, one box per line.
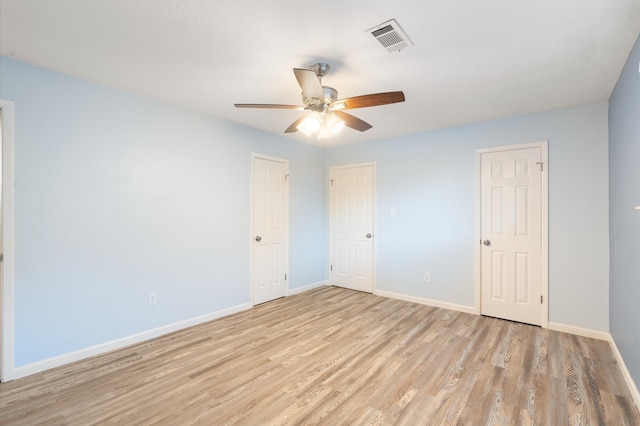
<box><xmin>333</xmin><ymin>111</ymin><xmax>373</xmax><ymax>132</ymax></box>
<box><xmin>293</xmin><ymin>68</ymin><xmax>324</xmax><ymax>100</ymax></box>
<box><xmin>335</xmin><ymin>91</ymin><xmax>405</xmax><ymax>110</ymax></box>
<box><xmin>284</xmin><ymin>116</ymin><xmax>307</xmax><ymax>133</ymax></box>
<box><xmin>234</xmin><ymin>103</ymin><xmax>304</xmax><ymax>110</ymax></box>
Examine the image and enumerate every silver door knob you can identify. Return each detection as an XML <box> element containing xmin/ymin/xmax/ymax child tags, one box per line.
<box><xmin>366</xmin><ymin>233</ymin><xmax>372</xmax><ymax>238</ymax></box>
<box><xmin>483</xmin><ymin>239</ymin><xmax>491</xmax><ymax>246</ymax></box>
<box><xmin>255</xmin><ymin>236</ymin><xmax>262</xmax><ymax>242</ymax></box>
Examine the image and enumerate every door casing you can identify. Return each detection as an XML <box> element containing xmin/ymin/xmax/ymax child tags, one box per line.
<box><xmin>474</xmin><ymin>141</ymin><xmax>548</xmax><ymax>327</ymax></box>
<box><xmin>0</xmin><ymin>99</ymin><xmax>15</xmax><ymax>382</ymax></box>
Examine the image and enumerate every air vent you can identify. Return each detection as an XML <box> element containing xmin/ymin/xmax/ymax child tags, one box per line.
<box><xmin>367</xmin><ymin>19</ymin><xmax>413</xmax><ymax>53</ymax></box>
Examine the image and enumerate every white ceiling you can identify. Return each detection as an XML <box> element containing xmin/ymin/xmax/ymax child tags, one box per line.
<box><xmin>1</xmin><ymin>0</ymin><xmax>639</xmax><ymax>146</ymax></box>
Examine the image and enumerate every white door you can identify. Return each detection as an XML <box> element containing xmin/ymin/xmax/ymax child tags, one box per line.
<box><xmin>330</xmin><ymin>164</ymin><xmax>374</xmax><ymax>293</ymax></box>
<box><xmin>252</xmin><ymin>155</ymin><xmax>288</xmax><ymax>305</ymax></box>
<box><xmin>481</xmin><ymin>146</ymin><xmax>544</xmax><ymax>326</ymax></box>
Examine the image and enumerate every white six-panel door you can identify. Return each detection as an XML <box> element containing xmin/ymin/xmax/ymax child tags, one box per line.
<box><xmin>329</xmin><ymin>164</ymin><xmax>374</xmax><ymax>293</ymax></box>
<box><xmin>481</xmin><ymin>146</ymin><xmax>544</xmax><ymax>325</ymax></box>
<box><xmin>252</xmin><ymin>148</ymin><xmax>543</xmax><ymax>318</ymax></box>
<box><xmin>252</xmin><ymin>155</ymin><xmax>288</xmax><ymax>305</ymax></box>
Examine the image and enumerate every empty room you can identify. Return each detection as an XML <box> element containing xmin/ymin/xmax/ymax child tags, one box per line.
<box><xmin>0</xmin><ymin>1</ymin><xmax>639</xmax><ymax>424</ymax></box>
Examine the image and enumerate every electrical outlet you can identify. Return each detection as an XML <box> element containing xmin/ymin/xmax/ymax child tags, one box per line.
<box><xmin>424</xmin><ymin>273</ymin><xmax>431</xmax><ymax>283</ymax></box>
<box><xmin>148</xmin><ymin>293</ymin><xmax>157</xmax><ymax>306</ymax></box>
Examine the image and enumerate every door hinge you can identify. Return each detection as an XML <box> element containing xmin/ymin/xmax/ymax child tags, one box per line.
<box><xmin>330</xmin><ymin>265</ymin><xmax>333</xmax><ymax>271</ymax></box>
<box><xmin>285</xmin><ymin>174</ymin><xmax>290</xmax><ymax>182</ymax></box>
<box><xmin>284</xmin><ymin>273</ymin><xmax>287</xmax><ymax>281</ymax></box>
<box><xmin>540</xmin><ymin>295</ymin><xmax>543</xmax><ymax>304</ymax></box>
<box><xmin>536</xmin><ymin>162</ymin><xmax>544</xmax><ymax>172</ymax></box>
<box><xmin>330</xmin><ymin>179</ymin><xmax>334</xmax><ymax>186</ymax></box>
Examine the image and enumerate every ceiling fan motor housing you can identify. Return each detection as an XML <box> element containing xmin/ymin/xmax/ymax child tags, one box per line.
<box><xmin>323</xmin><ymin>86</ymin><xmax>338</xmax><ymax>102</ymax></box>
<box><xmin>302</xmin><ymin>86</ymin><xmax>338</xmax><ymax>112</ymax></box>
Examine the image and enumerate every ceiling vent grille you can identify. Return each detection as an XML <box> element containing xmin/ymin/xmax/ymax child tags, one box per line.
<box><xmin>367</xmin><ymin>19</ymin><xmax>413</xmax><ymax>53</ymax></box>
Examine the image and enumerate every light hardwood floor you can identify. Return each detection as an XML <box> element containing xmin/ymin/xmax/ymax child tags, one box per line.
<box><xmin>1</xmin><ymin>286</ymin><xmax>638</xmax><ymax>425</ymax></box>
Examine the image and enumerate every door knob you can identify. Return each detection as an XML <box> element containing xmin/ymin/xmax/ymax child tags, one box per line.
<box><xmin>255</xmin><ymin>236</ymin><xmax>262</xmax><ymax>242</ymax></box>
<box><xmin>483</xmin><ymin>239</ymin><xmax>491</xmax><ymax>246</ymax></box>
<box><xmin>366</xmin><ymin>233</ymin><xmax>372</xmax><ymax>238</ymax></box>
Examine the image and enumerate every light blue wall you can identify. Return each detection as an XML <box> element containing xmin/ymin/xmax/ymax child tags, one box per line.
<box><xmin>609</xmin><ymin>35</ymin><xmax>640</xmax><ymax>387</ymax></box>
<box><xmin>325</xmin><ymin>102</ymin><xmax>610</xmax><ymax>331</ymax></box>
<box><xmin>0</xmin><ymin>57</ymin><xmax>327</xmax><ymax>366</ymax></box>
<box><xmin>0</xmin><ymin>54</ymin><xmax>617</xmax><ymax>370</ymax></box>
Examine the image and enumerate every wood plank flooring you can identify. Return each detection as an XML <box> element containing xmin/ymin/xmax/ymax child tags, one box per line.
<box><xmin>1</xmin><ymin>286</ymin><xmax>638</xmax><ymax>425</ymax></box>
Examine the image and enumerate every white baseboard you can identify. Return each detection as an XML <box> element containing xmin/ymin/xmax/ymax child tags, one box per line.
<box><xmin>374</xmin><ymin>290</ymin><xmax>478</xmax><ymax>315</ymax></box>
<box><xmin>11</xmin><ymin>302</ymin><xmax>251</xmax><ymax>380</ymax></box>
<box><xmin>547</xmin><ymin>322</ymin><xmax>610</xmax><ymax>341</ymax></box>
<box><xmin>608</xmin><ymin>334</ymin><xmax>640</xmax><ymax>412</ymax></box>
<box><xmin>287</xmin><ymin>280</ymin><xmax>328</xmax><ymax>296</ymax></box>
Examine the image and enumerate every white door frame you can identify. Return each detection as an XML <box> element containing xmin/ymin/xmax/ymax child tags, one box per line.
<box><xmin>250</xmin><ymin>153</ymin><xmax>289</xmax><ymax>306</ymax></box>
<box><xmin>474</xmin><ymin>141</ymin><xmax>548</xmax><ymax>327</ymax></box>
<box><xmin>1</xmin><ymin>99</ymin><xmax>16</xmax><ymax>382</ymax></box>
<box><xmin>328</xmin><ymin>162</ymin><xmax>376</xmax><ymax>293</ymax></box>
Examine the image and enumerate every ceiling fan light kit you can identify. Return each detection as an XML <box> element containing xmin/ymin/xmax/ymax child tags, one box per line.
<box><xmin>297</xmin><ymin>112</ymin><xmax>345</xmax><ymax>139</ymax></box>
<box><xmin>235</xmin><ymin>63</ymin><xmax>405</xmax><ymax>140</ymax></box>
